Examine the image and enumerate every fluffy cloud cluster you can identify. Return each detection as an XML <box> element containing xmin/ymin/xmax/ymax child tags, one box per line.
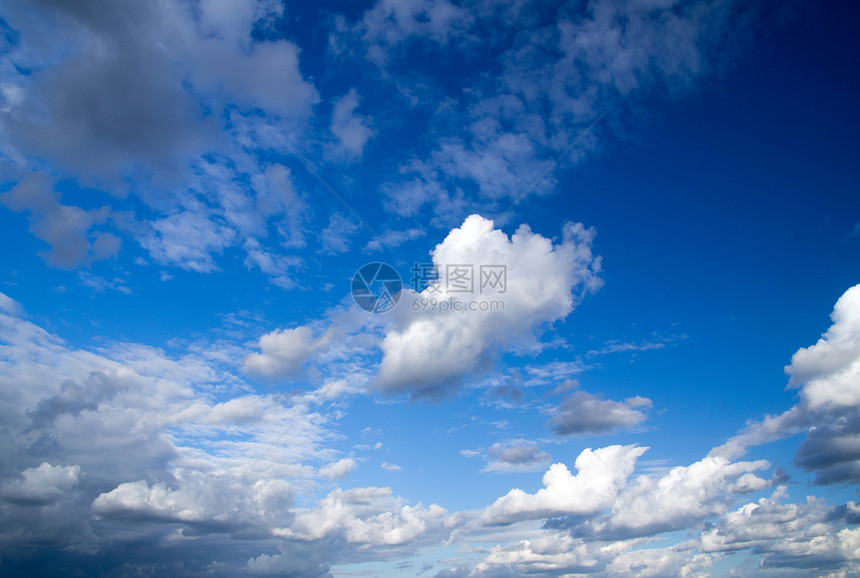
<box><xmin>376</xmin><ymin>214</ymin><xmax>602</xmax><ymax>396</ymax></box>
<box><xmin>701</xmin><ymin>487</ymin><xmax>860</xmax><ymax>573</ymax></box>
<box><xmin>2</xmin><ymin>266</ymin><xmax>860</xmax><ymax>576</ymax></box>
<box><xmin>715</xmin><ymin>285</ymin><xmax>860</xmax><ymax>485</ymax></box>
<box><xmin>0</xmin><ymin>0</ymin><xmax>853</xmax><ymax>575</ymax></box>
<box><xmin>2</xmin><ymin>0</ymin><xmax>768</xmax><ymax>283</ymax></box>
<box><xmin>438</xmin><ymin>286</ymin><xmax>860</xmax><ymax>576</ymax></box>
<box><xmin>5</xmin><ymin>245</ymin><xmax>860</xmax><ymax>577</ymax></box>
<box><xmin>0</xmin><ymin>0</ymin><xmax>319</xmax><ymax>282</ymax></box>
<box><xmin>244</xmin><ymin>326</ymin><xmax>334</xmax><ymax>378</ymax></box>
<box><xmin>0</xmin><ymin>293</ymin><xmax>438</xmax><ymax>575</ymax></box>
<box><xmin>789</xmin><ymin>285</ymin><xmax>860</xmax><ymax>410</ymax></box>
<box><xmin>275</xmin><ymin>487</ymin><xmax>447</xmax><ymax>545</ymax></box>
<box><xmin>240</xmin><ymin>214</ymin><xmax>602</xmax><ymax>396</ymax></box>
<box><xmin>482</xmin><ymin>445</ymin><xmax>645</xmax><ymax>525</ymax></box>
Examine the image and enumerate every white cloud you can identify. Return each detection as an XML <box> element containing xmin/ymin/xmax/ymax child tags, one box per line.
<box><xmin>140</xmin><ymin>208</ymin><xmax>236</xmax><ymax>273</ymax></box>
<box><xmin>604</xmin><ymin>543</ymin><xmax>719</xmax><ymax>578</ymax></box>
<box><xmin>714</xmin><ymin>285</ymin><xmax>860</xmax><ymax>485</ymax></box>
<box><xmin>329</xmin><ymin>89</ymin><xmax>375</xmax><ymax>158</ymax></box>
<box><xmin>92</xmin><ymin>475</ymin><xmax>295</xmax><ymax>529</ymax></box>
<box><xmin>352</xmin><ymin>0</ymin><xmax>472</xmax><ymax>67</ymax></box>
<box><xmin>363</xmin><ymin>0</ymin><xmax>762</xmax><ymax>224</ymax></box>
<box><xmin>573</xmin><ymin>455</ymin><xmax>771</xmax><ymax>540</ymax></box>
<box><xmin>787</xmin><ymin>285</ymin><xmax>860</xmax><ymax>410</ymax></box>
<box><xmin>244</xmin><ymin>326</ymin><xmax>333</xmax><ymax>378</ymax></box>
<box><xmin>376</xmin><ymin>214</ymin><xmax>602</xmax><ymax>396</ymax></box>
<box><xmin>0</xmin><ymin>293</ymin><xmax>334</xmax><ymax>558</ymax></box>
<box><xmin>462</xmin><ymin>528</ymin><xmax>718</xmax><ymax>577</ymax></box>
<box><xmin>319</xmin><ymin>213</ymin><xmax>361</xmax><ymax>254</ymax></box>
<box><xmin>481</xmin><ymin>444</ymin><xmax>646</xmax><ymax>525</ymax></box>
<box><xmin>274</xmin><ymin>486</ymin><xmax>446</xmax><ymax>545</ymax></box>
<box><xmin>319</xmin><ymin>458</ymin><xmax>357</xmax><ymax>481</ymax></box>
<box><xmin>364</xmin><ymin>227</ymin><xmax>426</xmax><ymax>252</ymax></box>
<box><xmin>0</xmin><ymin>463</ymin><xmax>80</xmax><ymax>505</ymax></box>
<box><xmin>701</xmin><ymin>487</ymin><xmax>860</xmax><ymax>574</ymax></box>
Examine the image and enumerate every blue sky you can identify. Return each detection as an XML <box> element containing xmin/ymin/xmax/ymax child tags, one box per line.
<box><xmin>1</xmin><ymin>0</ymin><xmax>859</xmax><ymax>576</ymax></box>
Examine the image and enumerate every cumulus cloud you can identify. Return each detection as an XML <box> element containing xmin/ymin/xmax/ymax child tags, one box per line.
<box><xmin>244</xmin><ymin>326</ymin><xmax>333</xmax><ymax>378</ymax></box>
<box><xmin>562</xmin><ymin>454</ymin><xmax>770</xmax><ymax>541</ymax></box>
<box><xmin>0</xmin><ymin>463</ymin><xmax>80</xmax><ymax>505</ymax></box>
<box><xmin>715</xmin><ymin>285</ymin><xmax>860</xmax><ymax>485</ymax></box>
<box><xmin>319</xmin><ymin>458</ymin><xmax>357</xmax><ymax>481</ymax></box>
<box><xmin>481</xmin><ymin>445</ymin><xmax>646</xmax><ymax>525</ymax></box>
<box><xmin>701</xmin><ymin>486</ymin><xmax>860</xmax><ymax>574</ymax></box>
<box><xmin>274</xmin><ymin>487</ymin><xmax>446</xmax><ymax>545</ymax></box>
<box><xmin>376</xmin><ymin>214</ymin><xmax>602</xmax><ymax>397</ymax></box>
<box><xmin>453</xmin><ymin>442</ymin><xmax>787</xmax><ymax>576</ymax></box>
<box><xmin>0</xmin><ymin>293</ymin><xmax>339</xmax><ymax>569</ymax></box>
<box><xmin>466</xmin><ymin>530</ymin><xmax>718</xmax><ymax>578</ymax></box>
<box><xmin>549</xmin><ymin>390</ymin><xmax>652</xmax><ymax>436</ymax></box>
<box><xmin>787</xmin><ymin>284</ymin><xmax>860</xmax><ymax>410</ymax></box>
<box><xmin>92</xmin><ymin>475</ymin><xmax>295</xmax><ymax>531</ymax></box>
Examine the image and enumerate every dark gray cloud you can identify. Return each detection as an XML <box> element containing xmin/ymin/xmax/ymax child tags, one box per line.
<box><xmin>0</xmin><ymin>1</ymin><xmax>216</xmax><ymax>183</ymax></box>
<box><xmin>27</xmin><ymin>372</ymin><xmax>120</xmax><ymax>429</ymax></box>
<box><xmin>0</xmin><ymin>0</ymin><xmax>318</xmax><ymax>281</ymax></box>
<box><xmin>795</xmin><ymin>410</ymin><xmax>860</xmax><ymax>485</ymax></box>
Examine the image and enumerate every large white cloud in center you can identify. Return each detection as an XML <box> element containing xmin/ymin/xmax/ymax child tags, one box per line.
<box><xmin>376</xmin><ymin>214</ymin><xmax>602</xmax><ymax>395</ymax></box>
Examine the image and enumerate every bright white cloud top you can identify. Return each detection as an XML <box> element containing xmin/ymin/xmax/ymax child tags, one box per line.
<box><xmin>0</xmin><ymin>0</ymin><xmax>858</xmax><ymax>576</ymax></box>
